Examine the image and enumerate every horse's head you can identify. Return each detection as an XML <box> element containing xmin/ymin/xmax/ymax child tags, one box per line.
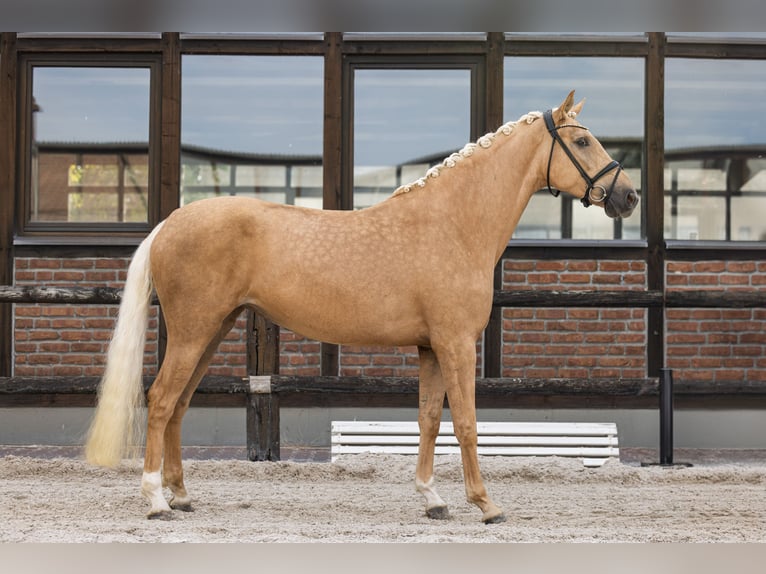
<box><xmin>542</xmin><ymin>91</ymin><xmax>638</xmax><ymax>219</ymax></box>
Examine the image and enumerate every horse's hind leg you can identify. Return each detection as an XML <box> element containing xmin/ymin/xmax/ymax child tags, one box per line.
<box><xmin>161</xmin><ymin>307</ymin><xmax>244</xmax><ymax>513</ymax></box>
<box><xmin>415</xmin><ymin>346</ymin><xmax>449</xmax><ymax>519</ymax></box>
<box><xmin>141</xmin><ymin>312</ymin><xmax>236</xmax><ymax>519</ymax></box>
<box><xmin>141</xmin><ymin>350</ymin><xmax>201</xmax><ymax>519</ymax></box>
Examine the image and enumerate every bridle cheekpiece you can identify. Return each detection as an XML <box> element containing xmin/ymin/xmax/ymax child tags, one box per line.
<box><xmin>543</xmin><ymin>108</ymin><xmax>622</xmax><ymax>208</ymax></box>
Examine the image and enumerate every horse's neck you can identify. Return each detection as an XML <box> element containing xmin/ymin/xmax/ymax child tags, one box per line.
<box><xmin>417</xmin><ymin>126</ymin><xmax>544</xmax><ymax>265</ymax></box>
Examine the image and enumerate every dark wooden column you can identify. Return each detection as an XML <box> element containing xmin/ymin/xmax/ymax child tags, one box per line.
<box><xmin>159</xmin><ymin>32</ymin><xmax>181</xmax><ymax>222</ymax></box>
<box><xmin>246</xmin><ymin>313</ymin><xmax>280</xmax><ymax>461</ymax></box>
<box><xmin>320</xmin><ymin>32</ymin><xmax>343</xmax><ymax>376</ymax></box>
<box><xmin>0</xmin><ymin>33</ymin><xmax>17</xmax><ymax>377</ymax></box>
<box><xmin>645</xmin><ymin>32</ymin><xmax>667</xmax><ymax>378</ymax></box>
<box><xmin>156</xmin><ymin>32</ymin><xmax>182</xmax><ymax>370</ymax></box>
<box><xmin>483</xmin><ymin>32</ymin><xmax>505</xmax><ymax>378</ymax></box>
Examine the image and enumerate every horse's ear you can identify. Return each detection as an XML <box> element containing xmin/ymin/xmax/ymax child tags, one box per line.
<box><xmin>570</xmin><ymin>98</ymin><xmax>586</xmax><ymax>118</ymax></box>
<box><xmin>553</xmin><ymin>90</ymin><xmax>576</xmax><ymax>123</ymax></box>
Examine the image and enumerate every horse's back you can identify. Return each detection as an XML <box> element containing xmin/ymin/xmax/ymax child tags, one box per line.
<box><xmin>149</xmin><ymin>196</ymin><xmax>437</xmax><ymax>346</ymax></box>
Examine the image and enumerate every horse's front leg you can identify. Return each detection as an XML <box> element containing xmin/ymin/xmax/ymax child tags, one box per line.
<box><xmin>435</xmin><ymin>338</ymin><xmax>506</xmax><ymax>524</ymax></box>
<box><xmin>415</xmin><ymin>346</ymin><xmax>449</xmax><ymax>519</ymax></box>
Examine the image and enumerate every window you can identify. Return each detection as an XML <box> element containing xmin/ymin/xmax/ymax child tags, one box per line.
<box><xmin>504</xmin><ymin>57</ymin><xmax>644</xmax><ymax>240</ymax></box>
<box><xmin>352</xmin><ymin>67</ymin><xmax>472</xmax><ymax>209</ymax></box>
<box><xmin>665</xmin><ymin>58</ymin><xmax>766</xmax><ymax>241</ymax></box>
<box><xmin>23</xmin><ymin>61</ymin><xmax>155</xmax><ymax>230</ymax></box>
<box><xmin>181</xmin><ymin>56</ymin><xmax>324</xmax><ymax>208</ymax></box>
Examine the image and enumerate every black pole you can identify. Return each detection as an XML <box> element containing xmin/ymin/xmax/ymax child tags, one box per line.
<box><xmin>659</xmin><ymin>368</ymin><xmax>674</xmax><ymax>465</ymax></box>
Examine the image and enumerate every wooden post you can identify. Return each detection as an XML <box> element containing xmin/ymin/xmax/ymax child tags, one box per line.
<box><xmin>246</xmin><ymin>375</ymin><xmax>280</xmax><ymax>462</ymax></box>
<box><xmin>246</xmin><ymin>312</ymin><xmax>280</xmax><ymax>461</ymax></box>
<box><xmin>645</xmin><ymin>32</ymin><xmax>666</xmax><ymax>380</ymax></box>
<box><xmin>320</xmin><ymin>32</ymin><xmax>343</xmax><ymax>376</ymax></box>
<box><xmin>0</xmin><ymin>33</ymin><xmax>17</xmax><ymax>377</ymax></box>
<box><xmin>482</xmin><ymin>32</ymin><xmax>505</xmax><ymax>379</ymax></box>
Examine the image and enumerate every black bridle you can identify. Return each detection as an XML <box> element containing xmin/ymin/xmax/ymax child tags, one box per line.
<box><xmin>543</xmin><ymin>108</ymin><xmax>622</xmax><ymax>208</ymax></box>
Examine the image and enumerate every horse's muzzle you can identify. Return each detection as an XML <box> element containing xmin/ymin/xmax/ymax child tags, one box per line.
<box><xmin>605</xmin><ymin>187</ymin><xmax>639</xmax><ymax>219</ymax></box>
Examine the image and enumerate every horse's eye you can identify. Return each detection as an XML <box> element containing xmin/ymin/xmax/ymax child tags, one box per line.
<box><xmin>575</xmin><ymin>137</ymin><xmax>589</xmax><ymax>147</ymax></box>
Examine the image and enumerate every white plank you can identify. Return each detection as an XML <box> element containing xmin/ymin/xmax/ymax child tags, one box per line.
<box><xmin>331</xmin><ymin>421</ymin><xmax>618</xmax><ymax>436</ymax></box>
<box><xmin>331</xmin><ymin>420</ymin><xmax>619</xmax><ymax>467</ymax></box>
<box><xmin>331</xmin><ymin>435</ymin><xmax>617</xmax><ymax>447</ymax></box>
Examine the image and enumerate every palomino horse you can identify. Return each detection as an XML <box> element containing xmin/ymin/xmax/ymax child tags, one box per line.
<box><xmin>85</xmin><ymin>91</ymin><xmax>638</xmax><ymax>523</ymax></box>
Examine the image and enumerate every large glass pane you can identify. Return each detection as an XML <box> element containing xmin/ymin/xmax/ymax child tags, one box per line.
<box><xmin>181</xmin><ymin>56</ymin><xmax>323</xmax><ymax>208</ymax></box>
<box><xmin>31</xmin><ymin>67</ymin><xmax>150</xmax><ymax>223</ymax></box>
<box><xmin>353</xmin><ymin>68</ymin><xmax>471</xmax><ymax>209</ymax></box>
<box><xmin>665</xmin><ymin>59</ymin><xmax>766</xmax><ymax>241</ymax></box>
<box><xmin>504</xmin><ymin>57</ymin><xmax>644</xmax><ymax>239</ymax></box>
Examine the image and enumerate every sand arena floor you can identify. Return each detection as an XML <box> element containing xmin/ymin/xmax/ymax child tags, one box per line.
<box><xmin>2</xmin><ymin>451</ymin><xmax>766</xmax><ymax>542</ymax></box>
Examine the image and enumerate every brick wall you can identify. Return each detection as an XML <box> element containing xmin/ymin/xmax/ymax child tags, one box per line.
<box><xmin>280</xmin><ymin>330</ymin><xmax>321</xmax><ymax>375</ymax></box>
<box><xmin>13</xmin><ymin>257</ymin><xmax>159</xmax><ymax>377</ymax></box>
<box><xmin>13</xmin><ymin>256</ymin><xmax>765</xmax><ymax>386</ymax></box>
<box><xmin>501</xmin><ymin>259</ymin><xmax>648</xmax><ymax>379</ymax></box>
<box><xmin>666</xmin><ymin>261</ymin><xmax>766</xmax><ymax>383</ymax></box>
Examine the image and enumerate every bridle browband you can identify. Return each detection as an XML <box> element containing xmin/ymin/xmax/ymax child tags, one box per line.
<box><xmin>543</xmin><ymin>108</ymin><xmax>622</xmax><ymax>208</ymax></box>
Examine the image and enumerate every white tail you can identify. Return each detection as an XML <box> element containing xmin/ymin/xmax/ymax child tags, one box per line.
<box><xmin>85</xmin><ymin>222</ymin><xmax>165</xmax><ymax>467</ymax></box>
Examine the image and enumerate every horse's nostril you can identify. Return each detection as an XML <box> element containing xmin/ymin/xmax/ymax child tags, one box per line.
<box><xmin>627</xmin><ymin>190</ymin><xmax>638</xmax><ymax>207</ymax></box>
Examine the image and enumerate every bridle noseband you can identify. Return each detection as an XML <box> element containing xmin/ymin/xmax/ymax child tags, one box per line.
<box><xmin>543</xmin><ymin>108</ymin><xmax>622</xmax><ymax>208</ymax></box>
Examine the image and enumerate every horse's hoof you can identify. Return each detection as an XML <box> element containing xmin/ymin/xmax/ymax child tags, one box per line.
<box><xmin>170</xmin><ymin>502</ymin><xmax>194</xmax><ymax>512</ymax></box>
<box><xmin>426</xmin><ymin>506</ymin><xmax>450</xmax><ymax>520</ymax></box>
<box><xmin>482</xmin><ymin>512</ymin><xmax>507</xmax><ymax>525</ymax></box>
<box><xmin>147</xmin><ymin>510</ymin><xmax>174</xmax><ymax>521</ymax></box>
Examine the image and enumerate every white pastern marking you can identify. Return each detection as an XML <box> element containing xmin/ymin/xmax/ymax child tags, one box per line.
<box><xmin>141</xmin><ymin>471</ymin><xmax>171</xmax><ymax>514</ymax></box>
<box><xmin>415</xmin><ymin>477</ymin><xmax>447</xmax><ymax>510</ymax></box>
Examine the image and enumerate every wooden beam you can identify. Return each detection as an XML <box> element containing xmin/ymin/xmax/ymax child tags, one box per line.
<box><xmin>2</xmin><ymin>285</ymin><xmax>763</xmax><ymax>309</ymax></box>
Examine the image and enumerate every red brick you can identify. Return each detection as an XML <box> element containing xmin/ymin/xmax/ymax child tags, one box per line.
<box><xmin>95</xmin><ymin>258</ymin><xmax>127</xmax><ymax>269</ymax></box>
<box><xmin>61</xmin><ymin>331</ymin><xmax>92</xmax><ymax>342</ymax></box>
<box><xmin>53</xmin><ymin>365</ymin><xmax>85</xmax><ymax>376</ymax></box>
<box><xmin>689</xmin><ymin>275</ymin><xmax>719</xmax><ymax>285</ymax></box>
<box><xmin>504</xmin><ymin>261</ymin><xmax>535</xmax><ymax>271</ymax></box>
<box><xmin>568</xmin><ymin>261</ymin><xmax>597</xmax><ymax>272</ymax></box>
<box><xmin>715</xmin><ymin>370</ymin><xmax>745</xmax><ymax>381</ymax></box>
<box><xmin>598</xmin><ymin>261</ymin><xmax>627</xmax><ymax>272</ymax></box>
<box><xmin>372</xmin><ymin>355</ymin><xmax>404</xmax><ymax>366</ymax></box>
<box><xmin>720</xmin><ymin>274</ymin><xmax>749</xmax><ymax>285</ymax></box>
<box><xmin>667</xmin><ymin>333</ymin><xmax>706</xmax><ymax>344</ymax></box>
<box><xmin>560</xmin><ymin>273</ymin><xmax>591</xmax><ymax>284</ymax></box>
<box><xmin>62</xmin><ymin>259</ymin><xmax>95</xmax><ymax>269</ymax></box>
<box><xmin>667</xmin><ymin>262</ymin><xmax>693</xmax><ymax>273</ymax></box>
<box><xmin>694</xmin><ymin>262</ymin><xmax>726</xmax><ymax>273</ymax></box>
<box><xmin>29</xmin><ymin>259</ymin><xmax>62</xmax><ymax>269</ymax></box>
<box><xmin>528</xmin><ymin>273</ymin><xmax>559</xmax><ymax>284</ymax></box>
<box><xmin>726</xmin><ymin>261</ymin><xmax>756</xmax><ymax>273</ymax></box>
<box><xmin>569</xmin><ymin>309</ymin><xmax>599</xmax><ymax>320</ymax></box>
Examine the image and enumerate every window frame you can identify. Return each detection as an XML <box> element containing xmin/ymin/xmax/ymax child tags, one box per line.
<box><xmin>17</xmin><ymin>52</ymin><xmax>162</xmax><ymax>238</ymax></box>
<box><xmin>342</xmin><ymin>54</ymin><xmax>486</xmax><ymax>210</ymax></box>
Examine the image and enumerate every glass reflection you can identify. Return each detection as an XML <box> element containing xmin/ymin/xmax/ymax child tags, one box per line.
<box><xmin>353</xmin><ymin>68</ymin><xmax>471</xmax><ymax>209</ymax></box>
<box><xmin>665</xmin><ymin>59</ymin><xmax>766</xmax><ymax>241</ymax></box>
<box><xmin>504</xmin><ymin>57</ymin><xmax>644</xmax><ymax>240</ymax></box>
<box><xmin>181</xmin><ymin>56</ymin><xmax>323</xmax><ymax>208</ymax></box>
<box><xmin>31</xmin><ymin>67</ymin><xmax>151</xmax><ymax>223</ymax></box>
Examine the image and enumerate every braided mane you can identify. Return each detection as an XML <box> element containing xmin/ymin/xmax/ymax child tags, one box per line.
<box><xmin>391</xmin><ymin>111</ymin><xmax>548</xmax><ymax>198</ymax></box>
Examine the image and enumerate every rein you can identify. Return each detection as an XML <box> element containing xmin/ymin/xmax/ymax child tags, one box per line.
<box><xmin>543</xmin><ymin>109</ymin><xmax>622</xmax><ymax>208</ymax></box>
